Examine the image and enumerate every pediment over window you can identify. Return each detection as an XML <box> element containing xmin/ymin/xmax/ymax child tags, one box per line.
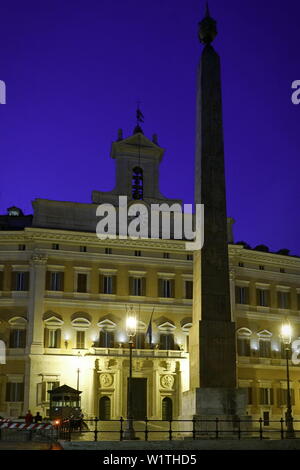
<box><xmin>71</xmin><ymin>317</ymin><xmax>91</xmax><ymax>330</ymax></box>
<box><xmin>257</xmin><ymin>329</ymin><xmax>272</xmax><ymax>338</ymax></box>
<box><xmin>181</xmin><ymin>317</ymin><xmax>192</xmax><ymax>332</ymax></box>
<box><xmin>44</xmin><ymin>316</ymin><xmax>64</xmax><ymax>328</ymax></box>
<box><xmin>97</xmin><ymin>318</ymin><xmax>117</xmax><ymax>331</ymax></box>
<box><xmin>157</xmin><ymin>318</ymin><xmax>176</xmax><ymax>332</ymax></box>
<box><xmin>71</xmin><ymin>312</ymin><xmax>91</xmax><ymax>323</ymax></box>
<box><xmin>8</xmin><ymin>316</ymin><xmax>27</xmax><ymax>328</ymax></box>
<box><xmin>237</xmin><ymin>327</ymin><xmax>252</xmax><ymax>337</ymax></box>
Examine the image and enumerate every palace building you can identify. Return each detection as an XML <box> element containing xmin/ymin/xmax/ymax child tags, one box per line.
<box><xmin>0</xmin><ymin>8</ymin><xmax>300</xmax><ymax>428</ymax></box>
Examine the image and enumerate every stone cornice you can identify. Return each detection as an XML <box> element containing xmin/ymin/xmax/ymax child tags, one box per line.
<box><xmin>229</xmin><ymin>244</ymin><xmax>300</xmax><ymax>268</ymax></box>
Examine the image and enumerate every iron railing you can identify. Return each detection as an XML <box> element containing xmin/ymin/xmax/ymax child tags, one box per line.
<box><xmin>57</xmin><ymin>417</ymin><xmax>300</xmax><ymax>442</ymax></box>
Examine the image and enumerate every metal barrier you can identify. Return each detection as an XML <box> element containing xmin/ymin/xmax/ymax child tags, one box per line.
<box><xmin>57</xmin><ymin>417</ymin><xmax>299</xmax><ymax>442</ymax></box>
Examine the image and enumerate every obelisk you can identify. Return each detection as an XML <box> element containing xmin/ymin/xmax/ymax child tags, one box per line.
<box><xmin>183</xmin><ymin>6</ymin><xmax>248</xmax><ymax>426</ymax></box>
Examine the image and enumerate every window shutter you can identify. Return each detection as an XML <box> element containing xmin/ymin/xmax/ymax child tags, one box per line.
<box><xmin>19</xmin><ymin>383</ymin><xmax>24</xmax><ymax>402</ymax></box>
<box><xmin>60</xmin><ymin>273</ymin><xmax>64</xmax><ymax>291</ymax></box>
<box><xmin>110</xmin><ymin>332</ymin><xmax>115</xmax><ymax>348</ymax></box>
<box><xmin>44</xmin><ymin>328</ymin><xmax>49</xmax><ymax>347</ymax></box>
<box><xmin>244</xmin><ymin>287</ymin><xmax>249</xmax><ymax>304</ymax></box>
<box><xmin>265</xmin><ymin>290</ymin><xmax>269</xmax><ymax>306</ymax></box>
<box><xmin>235</xmin><ymin>286</ymin><xmax>240</xmax><ymax>303</ymax></box>
<box><xmin>169</xmin><ymin>334</ymin><xmax>175</xmax><ymax>350</ymax></box>
<box><xmin>36</xmin><ymin>383</ymin><xmax>42</xmax><ymax>404</ymax></box>
<box><xmin>41</xmin><ymin>382</ymin><xmax>47</xmax><ymax>402</ymax></box>
<box><xmin>11</xmin><ymin>272</ymin><xmax>17</xmax><ymax>291</ymax></box>
<box><xmin>56</xmin><ymin>329</ymin><xmax>61</xmax><ymax>348</ymax></box>
<box><xmin>0</xmin><ymin>271</ymin><xmax>3</xmax><ymax>290</ymax></box>
<box><xmin>45</xmin><ymin>271</ymin><xmax>51</xmax><ymax>290</ymax></box>
<box><xmin>6</xmin><ymin>382</ymin><xmax>11</xmax><ymax>401</ymax></box>
<box><xmin>141</xmin><ymin>278</ymin><xmax>146</xmax><ymax>296</ymax></box>
<box><xmin>270</xmin><ymin>388</ymin><xmax>274</xmax><ymax>405</ymax></box>
<box><xmin>99</xmin><ymin>274</ymin><xmax>104</xmax><ymax>293</ymax></box>
<box><xmin>256</xmin><ymin>289</ymin><xmax>260</xmax><ymax>306</ymax></box>
<box><xmin>171</xmin><ymin>280</ymin><xmax>175</xmax><ymax>298</ymax></box>
<box><xmin>277</xmin><ymin>292</ymin><xmax>281</xmax><ymax>308</ymax></box>
<box><xmin>9</xmin><ymin>330</ymin><xmax>14</xmax><ymax>348</ymax></box>
<box><xmin>112</xmin><ymin>275</ymin><xmax>117</xmax><ymax>294</ymax></box>
<box><xmin>23</xmin><ymin>272</ymin><xmax>29</xmax><ymax>291</ymax></box>
<box><xmin>159</xmin><ymin>334</ymin><xmax>166</xmax><ymax>349</ymax></box>
<box><xmin>20</xmin><ymin>330</ymin><xmax>26</xmax><ymax>348</ymax></box>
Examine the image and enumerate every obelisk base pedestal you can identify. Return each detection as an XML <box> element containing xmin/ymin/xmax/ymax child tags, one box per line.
<box><xmin>181</xmin><ymin>388</ymin><xmax>251</xmax><ymax>438</ymax></box>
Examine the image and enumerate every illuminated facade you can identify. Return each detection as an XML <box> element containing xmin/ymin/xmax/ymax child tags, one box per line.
<box><xmin>0</xmin><ymin>129</ymin><xmax>300</xmax><ymax>426</ymax></box>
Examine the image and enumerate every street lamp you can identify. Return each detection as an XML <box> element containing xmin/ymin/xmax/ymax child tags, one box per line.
<box><xmin>76</xmin><ymin>351</ymin><xmax>84</xmax><ymax>391</ymax></box>
<box><xmin>280</xmin><ymin>321</ymin><xmax>295</xmax><ymax>438</ymax></box>
<box><xmin>123</xmin><ymin>307</ymin><xmax>138</xmax><ymax>440</ymax></box>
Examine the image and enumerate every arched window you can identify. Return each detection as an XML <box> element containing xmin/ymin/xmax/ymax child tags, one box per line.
<box><xmin>162</xmin><ymin>397</ymin><xmax>173</xmax><ymax>421</ymax></box>
<box><xmin>99</xmin><ymin>396</ymin><xmax>111</xmax><ymax>420</ymax></box>
<box><xmin>132</xmin><ymin>167</ymin><xmax>143</xmax><ymax>200</ymax></box>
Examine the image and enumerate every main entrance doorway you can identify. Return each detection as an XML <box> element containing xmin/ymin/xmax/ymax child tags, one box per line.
<box><xmin>128</xmin><ymin>378</ymin><xmax>147</xmax><ymax>420</ymax></box>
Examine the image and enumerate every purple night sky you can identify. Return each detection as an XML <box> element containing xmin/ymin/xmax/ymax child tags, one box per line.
<box><xmin>0</xmin><ymin>1</ymin><xmax>299</xmax><ymax>253</ymax></box>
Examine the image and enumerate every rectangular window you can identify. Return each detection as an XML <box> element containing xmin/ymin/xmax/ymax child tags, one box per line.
<box><xmin>297</xmin><ymin>294</ymin><xmax>300</xmax><ymax>311</ymax></box>
<box><xmin>44</xmin><ymin>328</ymin><xmax>61</xmax><ymax>348</ymax></box>
<box><xmin>236</xmin><ymin>286</ymin><xmax>249</xmax><ymax>304</ymax></box>
<box><xmin>0</xmin><ymin>271</ymin><xmax>3</xmax><ymax>291</ymax></box>
<box><xmin>80</xmin><ymin>246</ymin><xmax>87</xmax><ymax>252</ymax></box>
<box><xmin>159</xmin><ymin>279</ymin><xmax>174</xmax><ymax>298</ymax></box>
<box><xmin>159</xmin><ymin>334</ymin><xmax>175</xmax><ymax>350</ymax></box>
<box><xmin>47</xmin><ymin>272</ymin><xmax>64</xmax><ymax>291</ymax></box>
<box><xmin>52</xmin><ymin>244</ymin><xmax>59</xmax><ymax>250</ymax></box>
<box><xmin>104</xmin><ymin>276</ymin><xmax>113</xmax><ymax>294</ymax></box>
<box><xmin>280</xmin><ymin>268</ymin><xmax>285</xmax><ymax>273</ymax></box>
<box><xmin>18</xmin><ymin>244</ymin><xmax>26</xmax><ymax>251</ymax></box>
<box><xmin>77</xmin><ymin>273</ymin><xmax>87</xmax><ymax>293</ymax></box>
<box><xmin>76</xmin><ymin>331</ymin><xmax>85</xmax><ymax>349</ymax></box>
<box><xmin>278</xmin><ymin>388</ymin><xmax>295</xmax><ymax>406</ymax></box>
<box><xmin>237</xmin><ymin>337</ymin><xmax>251</xmax><ymax>356</ymax></box>
<box><xmin>185</xmin><ymin>281</ymin><xmax>193</xmax><ymax>299</ymax></box>
<box><xmin>6</xmin><ymin>382</ymin><xmax>24</xmax><ymax>402</ymax></box>
<box><xmin>129</xmin><ymin>277</ymin><xmax>145</xmax><ymax>296</ymax></box>
<box><xmin>256</xmin><ymin>289</ymin><xmax>269</xmax><ymax>307</ymax></box>
<box><xmin>37</xmin><ymin>381</ymin><xmax>60</xmax><ymax>403</ymax></box>
<box><xmin>99</xmin><ymin>331</ymin><xmax>114</xmax><ymax>348</ymax></box>
<box><xmin>238</xmin><ymin>262</ymin><xmax>244</xmax><ymax>267</ymax></box>
<box><xmin>135</xmin><ymin>333</ymin><xmax>145</xmax><ymax>349</ymax></box>
<box><xmin>259</xmin><ymin>339</ymin><xmax>271</xmax><ymax>358</ymax></box>
<box><xmin>187</xmin><ymin>254</ymin><xmax>193</xmax><ymax>261</ymax></box>
<box><xmin>259</xmin><ymin>265</ymin><xmax>265</xmax><ymax>270</ymax></box>
<box><xmin>163</xmin><ymin>253</ymin><xmax>170</xmax><ymax>259</ymax></box>
<box><xmin>135</xmin><ymin>250</ymin><xmax>141</xmax><ymax>257</ymax></box>
<box><xmin>9</xmin><ymin>329</ymin><xmax>26</xmax><ymax>348</ymax></box>
<box><xmin>259</xmin><ymin>388</ymin><xmax>273</xmax><ymax>405</ymax></box>
<box><xmin>100</xmin><ymin>275</ymin><xmax>116</xmax><ymax>294</ymax></box>
<box><xmin>277</xmin><ymin>291</ymin><xmax>290</xmax><ymax>309</ymax></box>
<box><xmin>105</xmin><ymin>248</ymin><xmax>112</xmax><ymax>255</ymax></box>
<box><xmin>12</xmin><ymin>271</ymin><xmax>29</xmax><ymax>291</ymax></box>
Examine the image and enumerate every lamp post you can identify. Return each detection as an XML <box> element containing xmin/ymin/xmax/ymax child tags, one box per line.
<box><xmin>281</xmin><ymin>322</ymin><xmax>295</xmax><ymax>438</ymax></box>
<box><xmin>123</xmin><ymin>308</ymin><xmax>137</xmax><ymax>440</ymax></box>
